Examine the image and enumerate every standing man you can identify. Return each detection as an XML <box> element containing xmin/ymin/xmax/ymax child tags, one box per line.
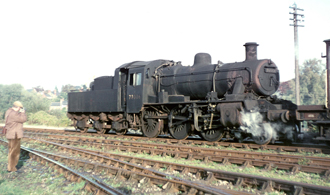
<box><xmin>5</xmin><ymin>101</ymin><xmax>27</xmax><ymax>172</ymax></box>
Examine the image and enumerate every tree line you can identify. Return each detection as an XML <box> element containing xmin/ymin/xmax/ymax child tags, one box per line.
<box><xmin>0</xmin><ymin>84</ymin><xmax>79</xmax><ymax>127</ymax></box>
<box><xmin>276</xmin><ymin>58</ymin><xmax>326</xmax><ymax>105</ymax></box>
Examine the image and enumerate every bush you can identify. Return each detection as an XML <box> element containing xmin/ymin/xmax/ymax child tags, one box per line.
<box><xmin>28</xmin><ymin>110</ymin><xmax>71</xmax><ymax>127</ymax></box>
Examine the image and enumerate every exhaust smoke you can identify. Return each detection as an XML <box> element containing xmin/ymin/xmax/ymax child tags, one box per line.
<box><xmin>240</xmin><ymin>110</ymin><xmax>277</xmax><ymax>140</ymax></box>
<box><xmin>240</xmin><ymin>110</ymin><xmax>295</xmax><ymax>143</ymax></box>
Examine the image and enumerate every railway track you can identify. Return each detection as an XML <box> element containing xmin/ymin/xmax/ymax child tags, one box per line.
<box><xmin>0</xmin><ymin>138</ymin><xmax>124</xmax><ymax>195</ymax></box>
<box><xmin>0</xmin><ymin>133</ymin><xmax>244</xmax><ymax>194</ymax></box>
<box><xmin>25</xmin><ymin>132</ymin><xmax>330</xmax><ymax>175</ymax></box>
<box><xmin>21</xmin><ymin>135</ymin><xmax>330</xmax><ymax>195</ymax></box>
<box><xmin>2</xmin><ymin>126</ymin><xmax>330</xmax><ymax>194</ymax></box>
<box><xmin>22</xmin><ymin>127</ymin><xmax>330</xmax><ymax>154</ymax></box>
<box><xmin>24</xmin><ymin>138</ymin><xmax>244</xmax><ymax>195</ymax></box>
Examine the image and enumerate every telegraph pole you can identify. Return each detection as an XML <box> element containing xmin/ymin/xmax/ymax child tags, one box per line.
<box><xmin>289</xmin><ymin>3</ymin><xmax>304</xmax><ymax>105</ymax></box>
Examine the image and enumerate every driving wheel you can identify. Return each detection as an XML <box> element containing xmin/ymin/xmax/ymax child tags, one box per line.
<box><xmin>169</xmin><ymin>122</ymin><xmax>192</xmax><ymax>140</ymax></box>
<box><xmin>201</xmin><ymin>129</ymin><xmax>225</xmax><ymax>142</ymax></box>
<box><xmin>142</xmin><ymin>110</ymin><xmax>163</xmax><ymax>138</ymax></box>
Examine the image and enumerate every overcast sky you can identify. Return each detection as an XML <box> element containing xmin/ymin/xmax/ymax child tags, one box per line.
<box><xmin>1</xmin><ymin>0</ymin><xmax>329</xmax><ymax>91</ymax></box>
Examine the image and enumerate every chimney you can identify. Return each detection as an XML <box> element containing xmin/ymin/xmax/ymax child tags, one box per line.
<box><xmin>244</xmin><ymin>42</ymin><xmax>259</xmax><ymax>61</ymax></box>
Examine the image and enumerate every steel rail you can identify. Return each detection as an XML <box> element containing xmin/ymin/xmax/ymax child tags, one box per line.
<box><xmin>22</xmin><ymin>128</ymin><xmax>330</xmax><ymax>154</ymax></box>
<box><xmin>0</xmin><ymin>139</ymin><xmax>124</xmax><ymax>195</ymax></box>
<box><xmin>26</xmin><ymin>148</ymin><xmax>238</xmax><ymax>195</ymax></box>
<box><xmin>33</xmin><ymin>136</ymin><xmax>330</xmax><ymax>176</ymax></box>
<box><xmin>24</xmin><ymin>137</ymin><xmax>244</xmax><ymax>195</ymax></box>
<box><xmin>27</xmin><ymin>133</ymin><xmax>330</xmax><ymax>168</ymax></box>
<box><xmin>25</xmin><ymin>137</ymin><xmax>330</xmax><ymax>195</ymax></box>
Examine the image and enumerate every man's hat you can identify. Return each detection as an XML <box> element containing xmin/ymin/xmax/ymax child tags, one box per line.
<box><xmin>13</xmin><ymin>101</ymin><xmax>23</xmax><ymax>108</ymax></box>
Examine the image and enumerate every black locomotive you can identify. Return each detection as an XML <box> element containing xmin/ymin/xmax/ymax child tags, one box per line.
<box><xmin>67</xmin><ymin>41</ymin><xmax>330</xmax><ymax>145</ymax></box>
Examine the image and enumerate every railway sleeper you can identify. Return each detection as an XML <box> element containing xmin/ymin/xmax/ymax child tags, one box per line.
<box><xmin>290</xmin><ymin>165</ymin><xmax>301</xmax><ymax>174</ymax></box>
<box><xmin>221</xmin><ymin>157</ymin><xmax>231</xmax><ymax>166</ymax></box>
<box><xmin>261</xmin><ymin>180</ymin><xmax>275</xmax><ymax>193</ymax></box>
<box><xmin>181</xmin><ymin>167</ymin><xmax>190</xmax><ymax>175</ymax></box>
<box><xmin>187</xmin><ymin>154</ymin><xmax>194</xmax><ymax>160</ymax></box>
<box><xmin>25</xmin><ymin>137</ymin><xmax>330</xmax><ymax>194</ymax></box>
<box><xmin>139</xmin><ymin>177</ymin><xmax>151</xmax><ymax>185</ymax></box>
<box><xmin>30</xmin><ymin>136</ymin><xmax>330</xmax><ymax>178</ymax></box>
<box><xmin>114</xmin><ymin>170</ymin><xmax>126</xmax><ymax>181</ymax></box>
<box><xmin>205</xmin><ymin>172</ymin><xmax>217</xmax><ymax>183</ymax></box>
<box><xmin>235</xmin><ymin>177</ymin><xmax>245</xmax><ymax>187</ymax></box>
<box><xmin>293</xmin><ymin>186</ymin><xmax>304</xmax><ymax>195</ymax></box>
<box><xmin>127</xmin><ymin>173</ymin><xmax>138</xmax><ymax>182</ymax></box>
<box><xmin>162</xmin><ymin>182</ymin><xmax>179</xmax><ymax>194</ymax></box>
<box><xmin>324</xmin><ymin>169</ymin><xmax>330</xmax><ymax>178</ymax></box>
<box><xmin>263</xmin><ymin>163</ymin><xmax>275</xmax><ymax>171</ymax></box>
<box><xmin>153</xmin><ymin>162</ymin><xmax>160</xmax><ymax>169</ymax></box>
<box><xmin>33</xmin><ymin>152</ymin><xmax>122</xmax><ymax>194</ymax></box>
<box><xmin>242</xmin><ymin>160</ymin><xmax>254</xmax><ymax>168</ymax></box>
<box><xmin>183</xmin><ymin>187</ymin><xmax>198</xmax><ymax>195</ymax></box>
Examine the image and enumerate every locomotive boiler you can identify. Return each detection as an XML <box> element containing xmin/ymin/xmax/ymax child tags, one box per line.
<box><xmin>67</xmin><ymin>42</ymin><xmax>299</xmax><ymax>145</ymax></box>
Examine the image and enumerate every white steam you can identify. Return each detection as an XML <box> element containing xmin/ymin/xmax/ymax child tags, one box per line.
<box><xmin>240</xmin><ymin>110</ymin><xmax>295</xmax><ymax>141</ymax></box>
<box><xmin>240</xmin><ymin>111</ymin><xmax>277</xmax><ymax>139</ymax></box>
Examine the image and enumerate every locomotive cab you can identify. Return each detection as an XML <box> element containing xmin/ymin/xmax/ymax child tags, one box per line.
<box><xmin>67</xmin><ymin>42</ymin><xmax>300</xmax><ymax>146</ymax></box>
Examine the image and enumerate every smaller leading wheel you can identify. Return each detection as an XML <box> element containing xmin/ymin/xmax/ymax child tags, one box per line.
<box><xmin>252</xmin><ymin>124</ymin><xmax>272</xmax><ymax>145</ymax></box>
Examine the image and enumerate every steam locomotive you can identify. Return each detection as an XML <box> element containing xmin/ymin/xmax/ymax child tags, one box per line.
<box><xmin>67</xmin><ymin>40</ymin><xmax>330</xmax><ymax>145</ymax></box>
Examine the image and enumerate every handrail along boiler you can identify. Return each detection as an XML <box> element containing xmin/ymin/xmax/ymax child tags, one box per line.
<box><xmin>67</xmin><ymin>40</ymin><xmax>330</xmax><ymax>146</ymax></box>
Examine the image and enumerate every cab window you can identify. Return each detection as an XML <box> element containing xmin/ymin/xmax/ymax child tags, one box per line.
<box><xmin>136</xmin><ymin>73</ymin><xmax>142</xmax><ymax>86</ymax></box>
<box><xmin>129</xmin><ymin>72</ymin><xmax>142</xmax><ymax>86</ymax></box>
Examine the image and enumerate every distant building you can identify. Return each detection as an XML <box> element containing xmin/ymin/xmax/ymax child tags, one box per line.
<box><xmin>49</xmin><ymin>99</ymin><xmax>68</xmax><ymax>111</ymax></box>
<box><xmin>27</xmin><ymin>87</ymin><xmax>58</xmax><ymax>99</ymax></box>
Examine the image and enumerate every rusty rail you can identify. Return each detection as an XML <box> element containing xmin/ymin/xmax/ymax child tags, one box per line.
<box><xmin>22</xmin><ymin>127</ymin><xmax>330</xmax><ymax>154</ymax></box>
<box><xmin>24</xmin><ymin>137</ymin><xmax>245</xmax><ymax>195</ymax></box>
<box><xmin>0</xmin><ymin>138</ymin><xmax>124</xmax><ymax>195</ymax></box>
<box><xmin>26</xmin><ymin>133</ymin><xmax>330</xmax><ymax>172</ymax></box>
<box><xmin>24</xmin><ymin>137</ymin><xmax>330</xmax><ymax>195</ymax></box>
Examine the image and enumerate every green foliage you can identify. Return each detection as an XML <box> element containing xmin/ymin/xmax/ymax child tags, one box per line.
<box><xmin>0</xmin><ymin>84</ymin><xmax>73</xmax><ymax>126</ymax></box>
<box><xmin>0</xmin><ymin>84</ymin><xmax>51</xmax><ymax>120</ymax></box>
<box><xmin>28</xmin><ymin>110</ymin><xmax>71</xmax><ymax>127</ymax></box>
<box><xmin>0</xmin><ymin>84</ymin><xmax>25</xmax><ymax>118</ymax></box>
<box><xmin>28</xmin><ymin>111</ymin><xmax>57</xmax><ymax>126</ymax></box>
<box><xmin>21</xmin><ymin>90</ymin><xmax>51</xmax><ymax>113</ymax></box>
<box><xmin>278</xmin><ymin>58</ymin><xmax>326</xmax><ymax>105</ymax></box>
